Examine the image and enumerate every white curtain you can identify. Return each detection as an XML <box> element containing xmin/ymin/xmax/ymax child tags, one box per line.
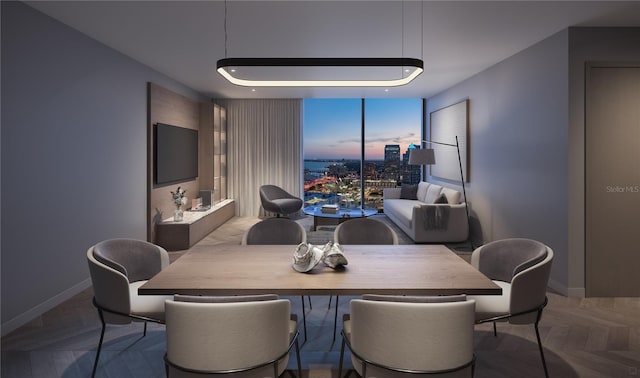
<box><xmin>221</xmin><ymin>99</ymin><xmax>302</xmax><ymax>217</ymax></box>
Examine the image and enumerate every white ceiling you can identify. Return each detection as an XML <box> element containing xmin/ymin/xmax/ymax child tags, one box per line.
<box><xmin>26</xmin><ymin>1</ymin><xmax>640</xmax><ymax>99</ymax></box>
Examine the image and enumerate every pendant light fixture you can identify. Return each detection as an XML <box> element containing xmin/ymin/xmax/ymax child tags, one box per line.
<box><xmin>217</xmin><ymin>1</ymin><xmax>424</xmax><ymax>87</ymax></box>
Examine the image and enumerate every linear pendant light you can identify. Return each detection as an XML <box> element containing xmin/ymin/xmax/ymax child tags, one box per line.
<box><xmin>216</xmin><ymin>57</ymin><xmax>424</xmax><ymax>87</ymax></box>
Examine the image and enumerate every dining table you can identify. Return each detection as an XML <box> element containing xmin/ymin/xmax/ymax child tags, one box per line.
<box><xmin>139</xmin><ymin>244</ymin><xmax>501</xmax><ymax>296</ymax></box>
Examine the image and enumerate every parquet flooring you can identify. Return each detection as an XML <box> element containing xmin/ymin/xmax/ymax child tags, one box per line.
<box><xmin>2</xmin><ymin>216</ymin><xmax>638</xmax><ymax>377</ymax></box>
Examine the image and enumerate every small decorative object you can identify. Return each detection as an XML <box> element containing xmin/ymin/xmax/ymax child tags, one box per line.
<box><xmin>292</xmin><ymin>243</ymin><xmax>324</xmax><ymax>273</ymax></box>
<box><xmin>322</xmin><ymin>242</ymin><xmax>348</xmax><ymax>269</ymax></box>
<box><xmin>171</xmin><ymin>186</ymin><xmax>187</xmax><ymax>222</ymax></box>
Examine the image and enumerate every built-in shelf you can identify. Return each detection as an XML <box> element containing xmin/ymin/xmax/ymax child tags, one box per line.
<box><xmin>155</xmin><ymin>199</ymin><xmax>235</xmax><ymax>251</ymax></box>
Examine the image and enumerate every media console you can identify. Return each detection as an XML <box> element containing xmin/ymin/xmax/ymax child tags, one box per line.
<box><xmin>155</xmin><ymin>199</ymin><xmax>235</xmax><ymax>251</ymax></box>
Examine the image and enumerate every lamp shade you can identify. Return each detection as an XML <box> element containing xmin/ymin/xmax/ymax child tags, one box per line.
<box><xmin>408</xmin><ymin>148</ymin><xmax>436</xmax><ymax>165</ymax></box>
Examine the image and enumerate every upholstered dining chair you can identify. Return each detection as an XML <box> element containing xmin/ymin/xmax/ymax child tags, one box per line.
<box><xmin>338</xmin><ymin>294</ymin><xmax>476</xmax><ymax>378</ymax></box>
<box><xmin>259</xmin><ymin>184</ymin><xmax>304</xmax><ymax>217</ymax></box>
<box><xmin>242</xmin><ymin>217</ymin><xmax>311</xmax><ymax>341</ymax></box>
<box><xmin>164</xmin><ymin>294</ymin><xmax>302</xmax><ymax>378</ymax></box>
<box><xmin>330</xmin><ymin>218</ymin><xmax>399</xmax><ymax>341</ymax></box>
<box><xmin>468</xmin><ymin>238</ymin><xmax>554</xmax><ymax>378</ymax></box>
<box><xmin>86</xmin><ymin>238</ymin><xmax>171</xmax><ymax>378</ymax></box>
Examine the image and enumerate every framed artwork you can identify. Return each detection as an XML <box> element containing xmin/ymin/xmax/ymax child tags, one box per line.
<box><xmin>429</xmin><ymin>99</ymin><xmax>469</xmax><ymax>182</ymax></box>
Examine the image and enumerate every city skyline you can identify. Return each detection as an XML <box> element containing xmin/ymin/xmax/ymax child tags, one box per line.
<box><xmin>303</xmin><ymin>98</ymin><xmax>422</xmax><ymax>160</ymax></box>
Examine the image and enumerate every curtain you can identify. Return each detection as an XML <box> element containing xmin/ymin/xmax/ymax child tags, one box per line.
<box><xmin>221</xmin><ymin>99</ymin><xmax>302</xmax><ymax>216</ymax></box>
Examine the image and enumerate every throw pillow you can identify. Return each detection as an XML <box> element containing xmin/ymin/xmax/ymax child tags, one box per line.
<box><xmin>400</xmin><ymin>184</ymin><xmax>418</xmax><ymax>200</ymax></box>
<box><xmin>434</xmin><ymin>193</ymin><xmax>449</xmax><ymax>204</ymax></box>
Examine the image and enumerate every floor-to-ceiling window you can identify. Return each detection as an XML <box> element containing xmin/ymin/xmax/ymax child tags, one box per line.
<box><xmin>303</xmin><ymin>98</ymin><xmax>422</xmax><ymax>211</ymax></box>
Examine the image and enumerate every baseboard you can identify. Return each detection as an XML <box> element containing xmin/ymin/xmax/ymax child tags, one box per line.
<box><xmin>548</xmin><ymin>278</ymin><xmax>585</xmax><ymax>297</ymax></box>
<box><xmin>1</xmin><ymin>278</ymin><xmax>92</xmax><ymax>337</ymax></box>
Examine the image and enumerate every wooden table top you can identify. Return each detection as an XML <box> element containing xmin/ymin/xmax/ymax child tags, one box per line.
<box><xmin>139</xmin><ymin>244</ymin><xmax>501</xmax><ymax>296</ymax></box>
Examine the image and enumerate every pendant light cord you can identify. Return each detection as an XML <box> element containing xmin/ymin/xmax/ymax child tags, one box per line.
<box><xmin>224</xmin><ymin>0</ymin><xmax>228</xmax><ymax>58</ymax></box>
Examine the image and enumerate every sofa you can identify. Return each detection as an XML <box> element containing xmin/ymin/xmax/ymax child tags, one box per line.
<box><xmin>383</xmin><ymin>181</ymin><xmax>469</xmax><ymax>243</ymax></box>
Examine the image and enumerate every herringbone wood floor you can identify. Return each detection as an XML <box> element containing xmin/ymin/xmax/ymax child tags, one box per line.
<box><xmin>2</xmin><ymin>216</ymin><xmax>639</xmax><ymax>377</ymax></box>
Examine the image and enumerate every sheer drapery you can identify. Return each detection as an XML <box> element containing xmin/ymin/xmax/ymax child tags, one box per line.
<box><xmin>221</xmin><ymin>99</ymin><xmax>302</xmax><ymax>217</ymax></box>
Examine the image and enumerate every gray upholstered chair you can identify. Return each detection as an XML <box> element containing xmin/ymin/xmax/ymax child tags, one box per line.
<box><xmin>164</xmin><ymin>295</ymin><xmax>302</xmax><ymax>377</ymax></box>
<box><xmin>259</xmin><ymin>185</ymin><xmax>304</xmax><ymax>217</ymax></box>
<box><xmin>86</xmin><ymin>238</ymin><xmax>171</xmax><ymax>378</ymax></box>
<box><xmin>330</xmin><ymin>218</ymin><xmax>399</xmax><ymax>341</ymax></box>
<box><xmin>468</xmin><ymin>238</ymin><xmax>554</xmax><ymax>378</ymax></box>
<box><xmin>333</xmin><ymin>217</ymin><xmax>399</xmax><ymax>245</ymax></box>
<box><xmin>242</xmin><ymin>217</ymin><xmax>307</xmax><ymax>245</ymax></box>
<box><xmin>242</xmin><ymin>217</ymin><xmax>311</xmax><ymax>341</ymax></box>
<box><xmin>339</xmin><ymin>295</ymin><xmax>476</xmax><ymax>377</ymax></box>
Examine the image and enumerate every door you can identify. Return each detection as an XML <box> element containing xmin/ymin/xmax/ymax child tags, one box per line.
<box><xmin>586</xmin><ymin>65</ymin><xmax>640</xmax><ymax>296</ymax></box>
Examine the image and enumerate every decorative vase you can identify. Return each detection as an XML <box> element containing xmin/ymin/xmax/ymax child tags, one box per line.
<box><xmin>174</xmin><ymin>205</ymin><xmax>184</xmax><ymax>222</ymax></box>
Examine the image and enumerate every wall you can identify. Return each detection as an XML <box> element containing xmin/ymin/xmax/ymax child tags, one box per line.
<box><xmin>1</xmin><ymin>2</ymin><xmax>206</xmax><ymax>334</ymax></box>
<box><xmin>425</xmin><ymin>30</ymin><xmax>570</xmax><ymax>293</ymax></box>
<box><xmin>567</xmin><ymin>27</ymin><xmax>640</xmax><ymax>297</ymax></box>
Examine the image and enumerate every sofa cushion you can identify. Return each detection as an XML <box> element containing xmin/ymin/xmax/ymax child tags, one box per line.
<box><xmin>417</xmin><ymin>182</ymin><xmax>430</xmax><ymax>202</ymax></box>
<box><xmin>400</xmin><ymin>184</ymin><xmax>418</xmax><ymax>200</ymax></box>
<box><xmin>425</xmin><ymin>184</ymin><xmax>443</xmax><ymax>203</ymax></box>
<box><xmin>441</xmin><ymin>187</ymin><xmax>462</xmax><ymax>204</ymax></box>
<box><xmin>384</xmin><ymin>199</ymin><xmax>422</xmax><ymax>229</ymax></box>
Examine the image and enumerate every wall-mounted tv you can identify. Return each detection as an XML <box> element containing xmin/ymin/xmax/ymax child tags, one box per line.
<box><xmin>154</xmin><ymin>123</ymin><xmax>198</xmax><ymax>186</ymax></box>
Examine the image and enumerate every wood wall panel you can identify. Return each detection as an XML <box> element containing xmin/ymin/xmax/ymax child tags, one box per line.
<box><xmin>147</xmin><ymin>82</ymin><xmax>202</xmax><ymax>242</ymax></box>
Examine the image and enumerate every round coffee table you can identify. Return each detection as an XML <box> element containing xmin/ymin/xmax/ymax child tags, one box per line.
<box><xmin>303</xmin><ymin>206</ymin><xmax>378</xmax><ymax>231</ymax></box>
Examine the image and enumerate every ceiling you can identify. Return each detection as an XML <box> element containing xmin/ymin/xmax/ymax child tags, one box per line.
<box><xmin>26</xmin><ymin>1</ymin><xmax>640</xmax><ymax>99</ymax></box>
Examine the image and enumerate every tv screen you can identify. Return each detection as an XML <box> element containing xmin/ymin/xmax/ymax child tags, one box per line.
<box><xmin>154</xmin><ymin>123</ymin><xmax>198</xmax><ymax>186</ymax></box>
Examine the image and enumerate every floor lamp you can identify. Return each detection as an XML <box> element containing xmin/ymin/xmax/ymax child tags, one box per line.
<box><xmin>408</xmin><ymin>136</ymin><xmax>474</xmax><ymax>251</ymax></box>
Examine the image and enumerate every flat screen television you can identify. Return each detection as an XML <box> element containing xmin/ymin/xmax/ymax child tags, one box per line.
<box><xmin>154</xmin><ymin>123</ymin><xmax>198</xmax><ymax>186</ymax></box>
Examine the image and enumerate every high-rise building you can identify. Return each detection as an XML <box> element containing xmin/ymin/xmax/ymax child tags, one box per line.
<box><xmin>383</xmin><ymin>144</ymin><xmax>401</xmax><ymax>182</ymax></box>
<box><xmin>402</xmin><ymin>143</ymin><xmax>422</xmax><ymax>184</ymax></box>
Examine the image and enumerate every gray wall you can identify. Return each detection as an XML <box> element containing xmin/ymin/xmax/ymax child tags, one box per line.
<box><xmin>1</xmin><ymin>2</ymin><xmax>206</xmax><ymax>334</ymax></box>
<box><xmin>567</xmin><ymin>27</ymin><xmax>640</xmax><ymax>297</ymax></box>
<box><xmin>425</xmin><ymin>30</ymin><xmax>570</xmax><ymax>293</ymax></box>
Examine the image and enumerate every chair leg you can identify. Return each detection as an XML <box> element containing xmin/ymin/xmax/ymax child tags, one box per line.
<box><xmin>328</xmin><ymin>295</ymin><xmax>333</xmax><ymax>309</ymax></box>
<box><xmin>143</xmin><ymin>321</ymin><xmax>148</xmax><ymax>337</ymax></box>
<box><xmin>295</xmin><ymin>337</ymin><xmax>302</xmax><ymax>378</ymax></box>
<box><xmin>307</xmin><ymin>296</ymin><xmax>312</xmax><ymax>310</ymax></box>
<box><xmin>338</xmin><ymin>334</ymin><xmax>346</xmax><ymax>378</ymax></box>
<box><xmin>493</xmin><ymin>321</ymin><xmax>497</xmax><ymax>337</ymax></box>
<box><xmin>91</xmin><ymin>309</ymin><xmax>107</xmax><ymax>378</ymax></box>
<box><xmin>332</xmin><ymin>296</ymin><xmax>339</xmax><ymax>343</ymax></box>
<box><xmin>534</xmin><ymin>320</ymin><xmax>549</xmax><ymax>378</ymax></box>
<box><xmin>300</xmin><ymin>296</ymin><xmax>307</xmax><ymax>342</ymax></box>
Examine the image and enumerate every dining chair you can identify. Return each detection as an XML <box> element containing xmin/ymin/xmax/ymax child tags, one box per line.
<box><xmin>338</xmin><ymin>294</ymin><xmax>476</xmax><ymax>377</ymax></box>
<box><xmin>242</xmin><ymin>217</ymin><xmax>312</xmax><ymax>341</ymax></box>
<box><xmin>468</xmin><ymin>238</ymin><xmax>554</xmax><ymax>378</ymax></box>
<box><xmin>331</xmin><ymin>218</ymin><xmax>398</xmax><ymax>342</ymax></box>
<box><xmin>259</xmin><ymin>184</ymin><xmax>304</xmax><ymax>217</ymax></box>
<box><xmin>164</xmin><ymin>294</ymin><xmax>302</xmax><ymax>377</ymax></box>
<box><xmin>86</xmin><ymin>238</ymin><xmax>171</xmax><ymax>378</ymax></box>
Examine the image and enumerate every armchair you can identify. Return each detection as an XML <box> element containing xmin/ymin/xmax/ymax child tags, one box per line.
<box><xmin>86</xmin><ymin>238</ymin><xmax>171</xmax><ymax>378</ymax></box>
<box><xmin>468</xmin><ymin>238</ymin><xmax>554</xmax><ymax>377</ymax></box>
<box><xmin>259</xmin><ymin>185</ymin><xmax>303</xmax><ymax>217</ymax></box>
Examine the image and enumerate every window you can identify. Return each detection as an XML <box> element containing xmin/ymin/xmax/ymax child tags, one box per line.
<box><xmin>303</xmin><ymin>98</ymin><xmax>422</xmax><ymax>211</ymax></box>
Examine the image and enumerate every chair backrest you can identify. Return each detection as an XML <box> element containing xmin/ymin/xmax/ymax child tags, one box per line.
<box><xmin>334</xmin><ymin>218</ymin><xmax>398</xmax><ymax>245</ymax></box>
<box><xmin>242</xmin><ymin>218</ymin><xmax>307</xmax><ymax>245</ymax></box>
<box><xmin>165</xmin><ymin>298</ymin><xmax>292</xmax><ymax>376</ymax></box>
<box><xmin>349</xmin><ymin>297</ymin><xmax>475</xmax><ymax>375</ymax></box>
<box><xmin>87</xmin><ymin>238</ymin><xmax>169</xmax><ymax>324</ymax></box>
<box><xmin>471</xmin><ymin>238</ymin><xmax>553</xmax><ymax>324</ymax></box>
<box><xmin>259</xmin><ymin>184</ymin><xmax>292</xmax><ymax>201</ymax></box>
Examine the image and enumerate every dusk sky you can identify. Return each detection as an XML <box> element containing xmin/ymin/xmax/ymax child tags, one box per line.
<box><xmin>303</xmin><ymin>98</ymin><xmax>422</xmax><ymax>160</ymax></box>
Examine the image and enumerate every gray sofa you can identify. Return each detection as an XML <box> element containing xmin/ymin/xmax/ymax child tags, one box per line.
<box><xmin>383</xmin><ymin>181</ymin><xmax>469</xmax><ymax>243</ymax></box>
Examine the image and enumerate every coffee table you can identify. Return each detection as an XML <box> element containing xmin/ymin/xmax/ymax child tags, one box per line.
<box><xmin>303</xmin><ymin>206</ymin><xmax>378</xmax><ymax>231</ymax></box>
